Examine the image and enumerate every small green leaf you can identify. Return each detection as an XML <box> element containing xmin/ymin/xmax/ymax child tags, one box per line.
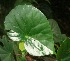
<box><xmin>57</xmin><ymin>38</ymin><xmax>70</xmax><ymax>61</ymax></box>
<box><xmin>19</xmin><ymin>42</ymin><xmax>25</xmax><ymax>51</ymax></box>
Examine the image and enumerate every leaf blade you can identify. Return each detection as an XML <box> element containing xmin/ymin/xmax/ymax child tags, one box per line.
<box><xmin>5</xmin><ymin>5</ymin><xmax>54</xmax><ymax>56</ymax></box>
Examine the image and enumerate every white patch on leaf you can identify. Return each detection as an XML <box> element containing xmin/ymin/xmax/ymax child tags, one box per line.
<box><xmin>8</xmin><ymin>30</ymin><xmax>21</xmax><ymax>41</ymax></box>
<box><xmin>10</xmin><ymin>37</ymin><xmax>20</xmax><ymax>41</ymax></box>
<box><xmin>24</xmin><ymin>37</ymin><xmax>53</xmax><ymax>56</ymax></box>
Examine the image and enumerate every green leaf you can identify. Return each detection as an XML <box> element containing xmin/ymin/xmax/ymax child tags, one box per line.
<box><xmin>4</xmin><ymin>5</ymin><xmax>54</xmax><ymax>56</ymax></box>
<box><xmin>19</xmin><ymin>42</ymin><xmax>25</xmax><ymax>51</ymax></box>
<box><xmin>0</xmin><ymin>36</ymin><xmax>15</xmax><ymax>61</ymax></box>
<box><xmin>48</xmin><ymin>19</ymin><xmax>62</xmax><ymax>43</ymax></box>
<box><xmin>57</xmin><ymin>38</ymin><xmax>70</xmax><ymax>61</ymax></box>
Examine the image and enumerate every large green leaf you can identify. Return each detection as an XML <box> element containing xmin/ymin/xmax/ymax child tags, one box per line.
<box><xmin>4</xmin><ymin>5</ymin><xmax>54</xmax><ymax>56</ymax></box>
<box><xmin>57</xmin><ymin>38</ymin><xmax>70</xmax><ymax>61</ymax></box>
<box><xmin>0</xmin><ymin>37</ymin><xmax>15</xmax><ymax>61</ymax></box>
